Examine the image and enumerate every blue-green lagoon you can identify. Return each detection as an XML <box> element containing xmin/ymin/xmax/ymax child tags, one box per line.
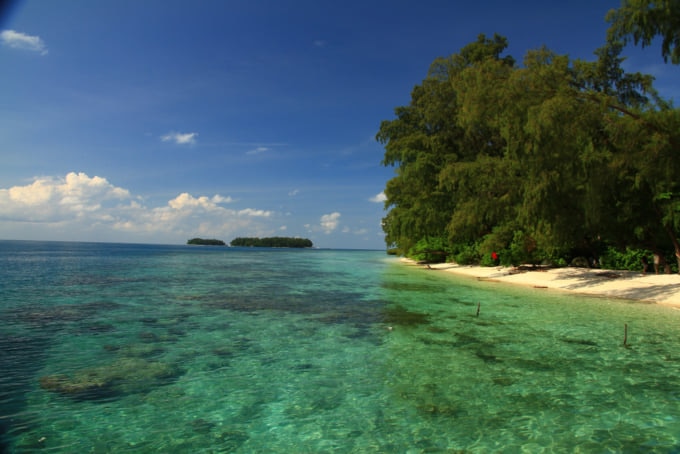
<box><xmin>1</xmin><ymin>241</ymin><xmax>679</xmax><ymax>452</ymax></box>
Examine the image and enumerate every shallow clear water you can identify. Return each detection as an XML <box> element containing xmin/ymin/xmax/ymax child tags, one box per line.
<box><xmin>1</xmin><ymin>240</ymin><xmax>679</xmax><ymax>452</ymax></box>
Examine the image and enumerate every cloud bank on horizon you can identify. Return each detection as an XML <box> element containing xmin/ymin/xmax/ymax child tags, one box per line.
<box><xmin>0</xmin><ymin>172</ymin><xmax>384</xmax><ymax>246</ymax></box>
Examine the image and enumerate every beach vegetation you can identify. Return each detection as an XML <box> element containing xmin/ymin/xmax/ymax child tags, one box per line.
<box><xmin>378</xmin><ymin>4</ymin><xmax>680</xmax><ymax>270</ymax></box>
<box><xmin>450</xmin><ymin>242</ymin><xmax>480</xmax><ymax>266</ymax></box>
<box><xmin>409</xmin><ymin>236</ymin><xmax>451</xmax><ymax>263</ymax></box>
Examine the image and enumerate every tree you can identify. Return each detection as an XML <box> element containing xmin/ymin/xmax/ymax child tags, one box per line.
<box><xmin>606</xmin><ymin>0</ymin><xmax>680</xmax><ymax>64</ymax></box>
<box><xmin>378</xmin><ymin>31</ymin><xmax>680</xmax><ymax>270</ymax></box>
<box><xmin>376</xmin><ymin>34</ymin><xmax>514</xmax><ymax>256</ymax></box>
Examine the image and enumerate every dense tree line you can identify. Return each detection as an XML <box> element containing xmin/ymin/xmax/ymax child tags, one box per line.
<box><xmin>378</xmin><ymin>3</ymin><xmax>680</xmax><ymax>271</ymax></box>
<box><xmin>230</xmin><ymin>237</ymin><xmax>313</xmax><ymax>248</ymax></box>
<box><xmin>187</xmin><ymin>238</ymin><xmax>226</xmax><ymax>246</ymax></box>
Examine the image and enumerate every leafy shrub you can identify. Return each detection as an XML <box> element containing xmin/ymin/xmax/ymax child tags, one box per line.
<box><xmin>452</xmin><ymin>243</ymin><xmax>480</xmax><ymax>265</ymax></box>
<box><xmin>599</xmin><ymin>246</ymin><xmax>649</xmax><ymax>271</ymax></box>
<box><xmin>507</xmin><ymin>230</ymin><xmax>539</xmax><ymax>266</ymax></box>
<box><xmin>408</xmin><ymin>237</ymin><xmax>450</xmax><ymax>263</ymax></box>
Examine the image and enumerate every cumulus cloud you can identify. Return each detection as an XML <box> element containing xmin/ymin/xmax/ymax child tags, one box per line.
<box><xmin>369</xmin><ymin>192</ymin><xmax>386</xmax><ymax>203</ymax></box>
<box><xmin>0</xmin><ymin>172</ymin><xmax>129</xmax><ymax>222</ymax></box>
<box><xmin>320</xmin><ymin>212</ymin><xmax>341</xmax><ymax>234</ymax></box>
<box><xmin>161</xmin><ymin>132</ymin><xmax>198</xmax><ymax>145</ymax></box>
<box><xmin>1</xmin><ymin>29</ymin><xmax>48</xmax><ymax>55</ymax></box>
<box><xmin>168</xmin><ymin>193</ymin><xmax>233</xmax><ymax>210</ymax></box>
<box><xmin>237</xmin><ymin>208</ymin><xmax>271</xmax><ymax>217</ymax></box>
<box><xmin>0</xmin><ymin>172</ymin><xmax>274</xmax><ymax>243</ymax></box>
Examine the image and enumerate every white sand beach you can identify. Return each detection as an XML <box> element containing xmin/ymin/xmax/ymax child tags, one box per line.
<box><xmin>403</xmin><ymin>259</ymin><xmax>680</xmax><ymax>307</ymax></box>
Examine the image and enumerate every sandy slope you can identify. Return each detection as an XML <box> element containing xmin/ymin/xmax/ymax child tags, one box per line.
<box><xmin>402</xmin><ymin>259</ymin><xmax>680</xmax><ymax>306</ymax></box>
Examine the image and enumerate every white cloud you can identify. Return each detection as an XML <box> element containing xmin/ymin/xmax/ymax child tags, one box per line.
<box><xmin>1</xmin><ymin>30</ymin><xmax>48</xmax><ymax>55</ymax></box>
<box><xmin>320</xmin><ymin>212</ymin><xmax>341</xmax><ymax>234</ymax></box>
<box><xmin>161</xmin><ymin>132</ymin><xmax>198</xmax><ymax>145</ymax></box>
<box><xmin>288</xmin><ymin>189</ymin><xmax>299</xmax><ymax>196</ymax></box>
<box><xmin>237</xmin><ymin>208</ymin><xmax>271</xmax><ymax>217</ymax></box>
<box><xmin>0</xmin><ymin>172</ymin><xmax>275</xmax><ymax>243</ymax></box>
<box><xmin>246</xmin><ymin>146</ymin><xmax>268</xmax><ymax>155</ymax></box>
<box><xmin>0</xmin><ymin>172</ymin><xmax>129</xmax><ymax>222</ymax></box>
<box><xmin>369</xmin><ymin>192</ymin><xmax>386</xmax><ymax>203</ymax></box>
<box><xmin>211</xmin><ymin>195</ymin><xmax>233</xmax><ymax>204</ymax></box>
<box><xmin>313</xmin><ymin>40</ymin><xmax>327</xmax><ymax>48</ymax></box>
<box><xmin>167</xmin><ymin>193</ymin><xmax>232</xmax><ymax>211</ymax></box>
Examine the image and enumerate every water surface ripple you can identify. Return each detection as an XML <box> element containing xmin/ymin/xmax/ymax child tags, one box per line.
<box><xmin>1</xmin><ymin>241</ymin><xmax>679</xmax><ymax>452</ymax></box>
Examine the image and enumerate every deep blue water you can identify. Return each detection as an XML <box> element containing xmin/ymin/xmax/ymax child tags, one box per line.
<box><xmin>1</xmin><ymin>240</ymin><xmax>679</xmax><ymax>452</ymax></box>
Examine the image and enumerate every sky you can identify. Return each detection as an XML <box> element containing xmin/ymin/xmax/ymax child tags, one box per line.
<box><xmin>0</xmin><ymin>0</ymin><xmax>677</xmax><ymax>249</ymax></box>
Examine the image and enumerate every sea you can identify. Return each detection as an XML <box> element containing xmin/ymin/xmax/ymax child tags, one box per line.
<box><xmin>1</xmin><ymin>240</ymin><xmax>679</xmax><ymax>453</ymax></box>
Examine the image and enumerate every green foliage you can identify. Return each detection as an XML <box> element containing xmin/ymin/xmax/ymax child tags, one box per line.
<box><xmin>377</xmin><ymin>11</ymin><xmax>680</xmax><ymax>271</ymax></box>
<box><xmin>507</xmin><ymin>231</ymin><xmax>540</xmax><ymax>266</ymax></box>
<box><xmin>599</xmin><ymin>246</ymin><xmax>650</xmax><ymax>271</ymax></box>
<box><xmin>187</xmin><ymin>238</ymin><xmax>226</xmax><ymax>246</ymax></box>
<box><xmin>230</xmin><ymin>237</ymin><xmax>313</xmax><ymax>248</ymax></box>
<box><xmin>408</xmin><ymin>237</ymin><xmax>451</xmax><ymax>263</ymax></box>
<box><xmin>606</xmin><ymin>0</ymin><xmax>680</xmax><ymax>64</ymax></box>
<box><xmin>451</xmin><ymin>243</ymin><xmax>481</xmax><ymax>265</ymax></box>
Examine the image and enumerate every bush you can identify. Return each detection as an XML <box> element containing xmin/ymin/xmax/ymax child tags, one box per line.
<box><xmin>599</xmin><ymin>246</ymin><xmax>649</xmax><ymax>271</ymax></box>
<box><xmin>409</xmin><ymin>237</ymin><xmax>450</xmax><ymax>263</ymax></box>
<box><xmin>452</xmin><ymin>243</ymin><xmax>480</xmax><ymax>265</ymax></box>
<box><xmin>506</xmin><ymin>230</ymin><xmax>539</xmax><ymax>266</ymax></box>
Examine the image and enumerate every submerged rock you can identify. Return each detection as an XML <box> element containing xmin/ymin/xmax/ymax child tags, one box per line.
<box><xmin>217</xmin><ymin>428</ymin><xmax>249</xmax><ymax>450</ymax></box>
<box><xmin>190</xmin><ymin>418</ymin><xmax>216</xmax><ymax>434</ymax></box>
<box><xmin>39</xmin><ymin>374</ymin><xmax>116</xmax><ymax>400</ymax></box>
<box><xmin>39</xmin><ymin>358</ymin><xmax>182</xmax><ymax>401</ymax></box>
<box><xmin>382</xmin><ymin>305</ymin><xmax>430</xmax><ymax>326</ymax></box>
<box><xmin>16</xmin><ymin>301</ymin><xmax>123</xmax><ymax>328</ymax></box>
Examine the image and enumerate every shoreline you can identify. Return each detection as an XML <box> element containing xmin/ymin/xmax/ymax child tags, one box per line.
<box><xmin>401</xmin><ymin>259</ymin><xmax>680</xmax><ymax>307</ymax></box>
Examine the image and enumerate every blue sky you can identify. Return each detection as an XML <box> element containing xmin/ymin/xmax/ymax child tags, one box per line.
<box><xmin>0</xmin><ymin>1</ymin><xmax>676</xmax><ymax>249</ymax></box>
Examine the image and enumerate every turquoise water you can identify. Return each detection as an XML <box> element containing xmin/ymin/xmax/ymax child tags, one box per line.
<box><xmin>1</xmin><ymin>241</ymin><xmax>679</xmax><ymax>453</ymax></box>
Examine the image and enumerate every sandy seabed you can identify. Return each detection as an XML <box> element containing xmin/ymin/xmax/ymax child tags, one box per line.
<box><xmin>403</xmin><ymin>259</ymin><xmax>680</xmax><ymax>307</ymax></box>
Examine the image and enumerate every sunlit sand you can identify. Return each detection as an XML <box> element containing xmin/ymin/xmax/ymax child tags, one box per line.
<box><xmin>404</xmin><ymin>259</ymin><xmax>680</xmax><ymax>306</ymax></box>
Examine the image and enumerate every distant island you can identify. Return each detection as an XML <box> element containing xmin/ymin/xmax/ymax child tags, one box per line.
<box><xmin>187</xmin><ymin>238</ymin><xmax>226</xmax><ymax>246</ymax></box>
<box><xmin>230</xmin><ymin>237</ymin><xmax>313</xmax><ymax>248</ymax></box>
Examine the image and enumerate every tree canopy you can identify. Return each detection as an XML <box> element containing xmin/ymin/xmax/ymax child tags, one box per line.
<box><xmin>187</xmin><ymin>238</ymin><xmax>226</xmax><ymax>246</ymax></box>
<box><xmin>606</xmin><ymin>0</ymin><xmax>680</xmax><ymax>64</ymax></box>
<box><xmin>377</xmin><ymin>16</ymin><xmax>680</xmax><ymax>271</ymax></box>
<box><xmin>230</xmin><ymin>237</ymin><xmax>313</xmax><ymax>248</ymax></box>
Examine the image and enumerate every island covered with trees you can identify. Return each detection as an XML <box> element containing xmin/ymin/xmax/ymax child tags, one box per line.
<box><xmin>230</xmin><ymin>237</ymin><xmax>313</xmax><ymax>248</ymax></box>
<box><xmin>378</xmin><ymin>0</ymin><xmax>680</xmax><ymax>272</ymax></box>
<box><xmin>187</xmin><ymin>238</ymin><xmax>226</xmax><ymax>246</ymax></box>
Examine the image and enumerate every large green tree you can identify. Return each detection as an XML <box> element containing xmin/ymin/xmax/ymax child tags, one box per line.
<box><xmin>378</xmin><ymin>30</ymin><xmax>680</xmax><ymax>269</ymax></box>
<box><xmin>376</xmin><ymin>34</ymin><xmax>514</xmax><ymax>256</ymax></box>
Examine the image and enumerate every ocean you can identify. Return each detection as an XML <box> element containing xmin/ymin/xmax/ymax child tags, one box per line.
<box><xmin>1</xmin><ymin>240</ymin><xmax>679</xmax><ymax>452</ymax></box>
